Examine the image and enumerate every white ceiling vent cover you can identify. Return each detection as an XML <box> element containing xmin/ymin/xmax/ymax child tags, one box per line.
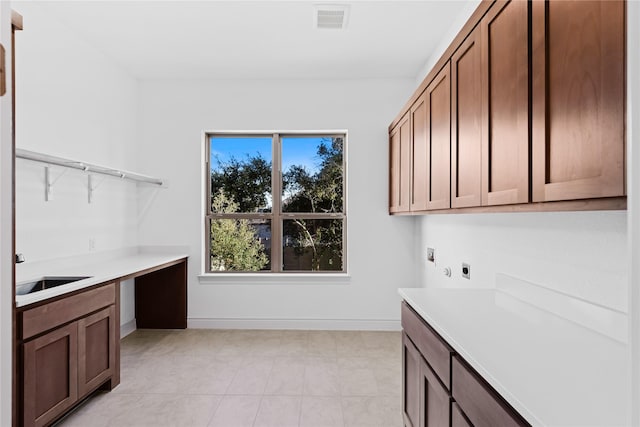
<box><xmin>314</xmin><ymin>4</ymin><xmax>350</xmax><ymax>30</ymax></box>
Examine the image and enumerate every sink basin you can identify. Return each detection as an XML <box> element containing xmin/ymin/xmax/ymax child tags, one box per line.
<box><xmin>16</xmin><ymin>276</ymin><xmax>92</xmax><ymax>295</ymax></box>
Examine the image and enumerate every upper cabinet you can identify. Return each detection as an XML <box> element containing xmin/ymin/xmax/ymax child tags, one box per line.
<box><xmin>481</xmin><ymin>0</ymin><xmax>529</xmax><ymax>206</ymax></box>
<box><xmin>391</xmin><ymin>64</ymin><xmax>451</xmax><ymax>213</ymax></box>
<box><xmin>425</xmin><ymin>64</ymin><xmax>452</xmax><ymax>211</ymax></box>
<box><xmin>531</xmin><ymin>0</ymin><xmax>626</xmax><ymax>202</ymax></box>
<box><xmin>389</xmin><ymin>0</ymin><xmax>626</xmax><ymax>215</ymax></box>
<box><xmin>410</xmin><ymin>91</ymin><xmax>429</xmax><ymax>211</ymax></box>
<box><xmin>451</xmin><ymin>26</ymin><xmax>482</xmax><ymax>208</ymax></box>
<box><xmin>389</xmin><ymin>112</ymin><xmax>411</xmax><ymax>213</ymax></box>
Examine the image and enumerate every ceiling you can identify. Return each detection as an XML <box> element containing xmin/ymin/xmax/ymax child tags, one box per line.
<box><xmin>27</xmin><ymin>1</ymin><xmax>475</xmax><ymax>80</ymax></box>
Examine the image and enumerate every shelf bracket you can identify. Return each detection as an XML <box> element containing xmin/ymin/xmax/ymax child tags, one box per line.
<box><xmin>44</xmin><ymin>166</ymin><xmax>68</xmax><ymax>202</ymax></box>
<box><xmin>45</xmin><ymin>166</ymin><xmax>52</xmax><ymax>201</ymax></box>
<box><xmin>87</xmin><ymin>174</ymin><xmax>106</xmax><ymax>204</ymax></box>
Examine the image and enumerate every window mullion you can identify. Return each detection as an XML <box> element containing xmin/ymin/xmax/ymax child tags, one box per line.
<box><xmin>271</xmin><ymin>133</ymin><xmax>283</xmax><ymax>273</ymax></box>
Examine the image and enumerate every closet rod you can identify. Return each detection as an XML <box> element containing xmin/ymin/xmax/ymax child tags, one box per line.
<box><xmin>16</xmin><ymin>148</ymin><xmax>164</xmax><ymax>186</ymax></box>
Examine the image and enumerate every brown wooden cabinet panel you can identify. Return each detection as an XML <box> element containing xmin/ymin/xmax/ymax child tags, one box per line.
<box><xmin>452</xmin><ymin>402</ymin><xmax>473</xmax><ymax>427</ymax></box>
<box><xmin>21</xmin><ymin>283</ymin><xmax>115</xmax><ymax>340</ymax></box>
<box><xmin>390</xmin><ymin>113</ymin><xmax>411</xmax><ymax>213</ymax></box>
<box><xmin>420</xmin><ymin>357</ymin><xmax>452</xmax><ymax>427</ymax></box>
<box><xmin>532</xmin><ymin>0</ymin><xmax>625</xmax><ymax>202</ymax></box>
<box><xmin>451</xmin><ymin>26</ymin><xmax>482</xmax><ymax>208</ymax></box>
<box><xmin>426</xmin><ymin>64</ymin><xmax>451</xmax><ymax>210</ymax></box>
<box><xmin>452</xmin><ymin>356</ymin><xmax>529</xmax><ymax>427</ymax></box>
<box><xmin>403</xmin><ymin>333</ymin><xmax>421</xmax><ymax>427</ymax></box>
<box><xmin>401</xmin><ymin>302</ymin><xmax>453</xmax><ymax>390</ymax></box>
<box><xmin>411</xmin><ymin>92</ymin><xmax>429</xmax><ymax>211</ymax></box>
<box><xmin>78</xmin><ymin>305</ymin><xmax>116</xmax><ymax>397</ymax></box>
<box><xmin>23</xmin><ymin>323</ymin><xmax>78</xmax><ymax>427</ymax></box>
<box><xmin>481</xmin><ymin>0</ymin><xmax>529</xmax><ymax>206</ymax></box>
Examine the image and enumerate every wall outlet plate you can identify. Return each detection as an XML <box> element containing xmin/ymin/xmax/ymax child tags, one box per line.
<box><xmin>427</xmin><ymin>248</ymin><xmax>435</xmax><ymax>263</ymax></box>
<box><xmin>462</xmin><ymin>262</ymin><xmax>470</xmax><ymax>279</ymax></box>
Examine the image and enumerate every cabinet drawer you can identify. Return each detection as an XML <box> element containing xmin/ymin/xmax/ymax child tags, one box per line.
<box><xmin>452</xmin><ymin>356</ymin><xmax>529</xmax><ymax>427</ymax></box>
<box><xmin>22</xmin><ymin>283</ymin><xmax>116</xmax><ymax>340</ymax></box>
<box><xmin>401</xmin><ymin>301</ymin><xmax>454</xmax><ymax>390</ymax></box>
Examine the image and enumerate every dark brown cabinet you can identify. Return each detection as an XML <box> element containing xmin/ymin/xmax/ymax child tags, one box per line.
<box><xmin>389</xmin><ymin>0</ymin><xmax>626</xmax><ymax>215</ymax></box>
<box><xmin>22</xmin><ymin>323</ymin><xmax>78</xmax><ymax>427</ymax></box>
<box><xmin>19</xmin><ymin>283</ymin><xmax>118</xmax><ymax>427</ymax></box>
<box><xmin>424</xmin><ymin>64</ymin><xmax>451</xmax><ymax>211</ymax></box>
<box><xmin>451</xmin><ymin>26</ymin><xmax>482</xmax><ymax>208</ymax></box>
<box><xmin>78</xmin><ymin>305</ymin><xmax>116</xmax><ymax>397</ymax></box>
<box><xmin>532</xmin><ymin>0</ymin><xmax>625</xmax><ymax>202</ymax></box>
<box><xmin>452</xmin><ymin>356</ymin><xmax>528</xmax><ymax>427</ymax></box>
<box><xmin>402</xmin><ymin>333</ymin><xmax>452</xmax><ymax>427</ymax></box>
<box><xmin>402</xmin><ymin>333</ymin><xmax>422</xmax><ymax>427</ymax></box>
<box><xmin>452</xmin><ymin>0</ymin><xmax>529</xmax><ymax>209</ymax></box>
<box><xmin>419</xmin><ymin>357</ymin><xmax>452</xmax><ymax>426</ymax></box>
<box><xmin>410</xmin><ymin>92</ymin><xmax>429</xmax><ymax>212</ymax></box>
<box><xmin>401</xmin><ymin>301</ymin><xmax>530</xmax><ymax>427</ymax></box>
<box><xmin>390</xmin><ymin>112</ymin><xmax>411</xmax><ymax>213</ymax></box>
<box><xmin>481</xmin><ymin>0</ymin><xmax>529</xmax><ymax>206</ymax></box>
<box><xmin>395</xmin><ymin>63</ymin><xmax>451</xmax><ymax>213</ymax></box>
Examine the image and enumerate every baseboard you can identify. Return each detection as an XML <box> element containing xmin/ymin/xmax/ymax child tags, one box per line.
<box><xmin>188</xmin><ymin>318</ymin><xmax>401</xmax><ymax>331</ymax></box>
<box><xmin>120</xmin><ymin>319</ymin><xmax>137</xmax><ymax>338</ymax></box>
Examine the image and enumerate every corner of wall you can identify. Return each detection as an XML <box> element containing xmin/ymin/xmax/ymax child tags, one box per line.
<box><xmin>627</xmin><ymin>0</ymin><xmax>640</xmax><ymax>423</ymax></box>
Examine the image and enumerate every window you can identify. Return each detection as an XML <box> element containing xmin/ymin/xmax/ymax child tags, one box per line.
<box><xmin>206</xmin><ymin>133</ymin><xmax>346</xmax><ymax>273</ymax></box>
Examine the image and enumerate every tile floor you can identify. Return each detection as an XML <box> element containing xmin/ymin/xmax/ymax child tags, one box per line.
<box><xmin>58</xmin><ymin>329</ymin><xmax>403</xmax><ymax>427</ymax></box>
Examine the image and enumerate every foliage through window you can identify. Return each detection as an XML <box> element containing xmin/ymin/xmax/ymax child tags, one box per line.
<box><xmin>206</xmin><ymin>133</ymin><xmax>346</xmax><ymax>273</ymax></box>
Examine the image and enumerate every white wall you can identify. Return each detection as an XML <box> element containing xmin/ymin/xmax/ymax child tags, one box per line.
<box><xmin>0</xmin><ymin>2</ymin><xmax>14</xmax><ymax>425</ymax></box>
<box><xmin>417</xmin><ymin>211</ymin><xmax>627</xmax><ymax>310</ymax></box>
<box><xmin>12</xmin><ymin>2</ymin><xmax>139</xmax><ymax>326</ymax></box>
<box><xmin>137</xmin><ymin>78</ymin><xmax>417</xmax><ymax>328</ymax></box>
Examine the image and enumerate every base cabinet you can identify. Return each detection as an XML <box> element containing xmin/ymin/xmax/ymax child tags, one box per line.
<box><xmin>19</xmin><ymin>283</ymin><xmax>118</xmax><ymax>427</ymax></box>
<box><xmin>402</xmin><ymin>333</ymin><xmax>453</xmax><ymax>427</ymax></box>
<box><xmin>22</xmin><ymin>323</ymin><xmax>78</xmax><ymax>427</ymax></box>
<box><xmin>78</xmin><ymin>305</ymin><xmax>117</xmax><ymax>397</ymax></box>
<box><xmin>419</xmin><ymin>357</ymin><xmax>451</xmax><ymax>426</ymax></box>
<box><xmin>402</xmin><ymin>301</ymin><xmax>530</xmax><ymax>427</ymax></box>
<box><xmin>402</xmin><ymin>333</ymin><xmax>422</xmax><ymax>427</ymax></box>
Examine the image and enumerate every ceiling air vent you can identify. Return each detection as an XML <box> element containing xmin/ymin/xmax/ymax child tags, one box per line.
<box><xmin>314</xmin><ymin>4</ymin><xmax>350</xmax><ymax>30</ymax></box>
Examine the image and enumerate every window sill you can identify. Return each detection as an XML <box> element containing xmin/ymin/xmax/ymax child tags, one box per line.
<box><xmin>198</xmin><ymin>273</ymin><xmax>351</xmax><ymax>285</ymax></box>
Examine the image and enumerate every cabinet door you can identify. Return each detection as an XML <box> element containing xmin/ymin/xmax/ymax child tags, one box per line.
<box><xmin>402</xmin><ymin>333</ymin><xmax>421</xmax><ymax>427</ymax></box>
<box><xmin>23</xmin><ymin>323</ymin><xmax>78</xmax><ymax>427</ymax></box>
<box><xmin>425</xmin><ymin>64</ymin><xmax>451</xmax><ymax>210</ymax></box>
<box><xmin>419</xmin><ymin>357</ymin><xmax>451</xmax><ymax>427</ymax></box>
<box><xmin>532</xmin><ymin>0</ymin><xmax>625</xmax><ymax>202</ymax></box>
<box><xmin>451</xmin><ymin>26</ymin><xmax>482</xmax><ymax>208</ymax></box>
<box><xmin>78</xmin><ymin>305</ymin><xmax>116</xmax><ymax>397</ymax></box>
<box><xmin>481</xmin><ymin>0</ymin><xmax>529</xmax><ymax>206</ymax></box>
<box><xmin>390</xmin><ymin>113</ymin><xmax>411</xmax><ymax>213</ymax></box>
<box><xmin>411</xmin><ymin>92</ymin><xmax>429</xmax><ymax>211</ymax></box>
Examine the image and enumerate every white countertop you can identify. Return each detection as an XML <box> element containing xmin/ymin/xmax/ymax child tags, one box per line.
<box><xmin>399</xmin><ymin>287</ymin><xmax>630</xmax><ymax>427</ymax></box>
<box><xmin>16</xmin><ymin>251</ymin><xmax>188</xmax><ymax>307</ymax></box>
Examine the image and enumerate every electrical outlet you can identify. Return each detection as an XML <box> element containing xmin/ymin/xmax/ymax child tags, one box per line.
<box><xmin>462</xmin><ymin>263</ymin><xmax>470</xmax><ymax>279</ymax></box>
<box><xmin>89</xmin><ymin>238</ymin><xmax>96</xmax><ymax>252</ymax></box>
<box><xmin>427</xmin><ymin>248</ymin><xmax>435</xmax><ymax>263</ymax></box>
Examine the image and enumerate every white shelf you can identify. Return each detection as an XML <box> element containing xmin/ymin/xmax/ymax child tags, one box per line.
<box><xmin>16</xmin><ymin>148</ymin><xmax>164</xmax><ymax>186</ymax></box>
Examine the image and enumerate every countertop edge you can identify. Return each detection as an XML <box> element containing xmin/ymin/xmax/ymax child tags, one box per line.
<box><xmin>16</xmin><ymin>253</ymin><xmax>189</xmax><ymax>308</ymax></box>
